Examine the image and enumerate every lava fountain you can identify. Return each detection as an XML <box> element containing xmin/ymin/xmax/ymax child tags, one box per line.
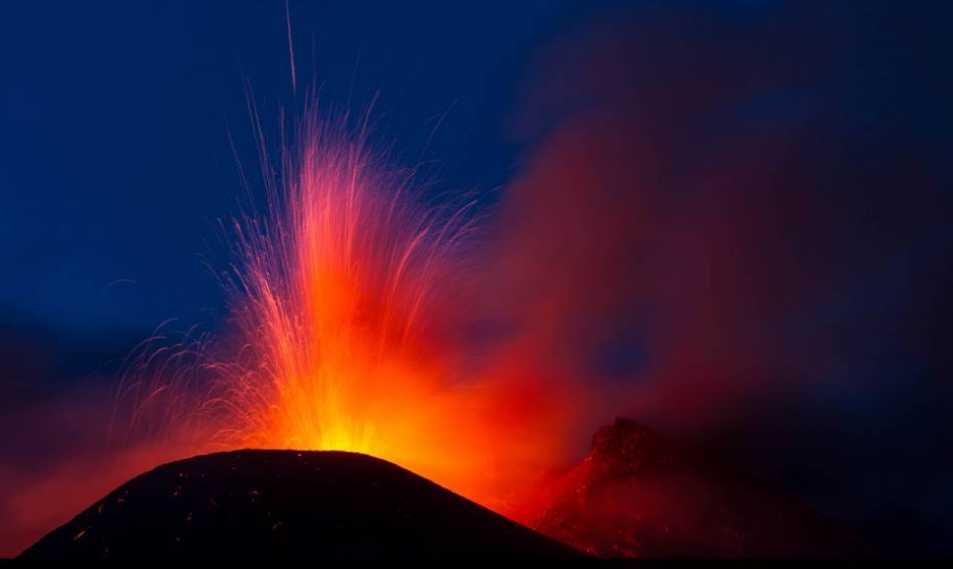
<box><xmin>170</xmin><ymin>105</ymin><xmax>582</xmax><ymax>513</ymax></box>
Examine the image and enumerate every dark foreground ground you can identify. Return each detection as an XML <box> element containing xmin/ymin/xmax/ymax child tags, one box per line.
<box><xmin>19</xmin><ymin>450</ymin><xmax>581</xmax><ymax>560</ymax></box>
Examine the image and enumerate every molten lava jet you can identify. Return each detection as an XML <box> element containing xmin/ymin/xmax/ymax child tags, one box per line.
<box><xmin>144</xmin><ymin>108</ymin><xmax>584</xmax><ymax>514</ymax></box>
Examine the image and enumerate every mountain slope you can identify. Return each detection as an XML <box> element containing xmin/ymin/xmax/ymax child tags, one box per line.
<box><xmin>20</xmin><ymin>449</ymin><xmax>580</xmax><ymax>560</ymax></box>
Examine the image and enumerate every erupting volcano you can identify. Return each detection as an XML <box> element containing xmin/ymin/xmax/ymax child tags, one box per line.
<box><xmin>12</xmin><ymin>106</ymin><xmax>859</xmax><ymax>559</ymax></box>
<box><xmin>198</xmin><ymin>108</ymin><xmax>576</xmax><ymax>508</ymax></box>
<box><xmin>4</xmin><ymin>1</ymin><xmax>949</xmax><ymax>560</ymax></box>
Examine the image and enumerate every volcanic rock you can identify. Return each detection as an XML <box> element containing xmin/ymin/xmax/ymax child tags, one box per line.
<box><xmin>19</xmin><ymin>450</ymin><xmax>581</xmax><ymax>560</ymax></box>
<box><xmin>524</xmin><ymin>418</ymin><xmax>863</xmax><ymax>558</ymax></box>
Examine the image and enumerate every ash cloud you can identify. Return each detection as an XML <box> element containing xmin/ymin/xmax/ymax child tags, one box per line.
<box><xmin>476</xmin><ymin>1</ymin><xmax>952</xmax><ymax>552</ymax></box>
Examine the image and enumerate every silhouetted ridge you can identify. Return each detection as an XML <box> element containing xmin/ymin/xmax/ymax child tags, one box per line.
<box><xmin>20</xmin><ymin>449</ymin><xmax>580</xmax><ymax>560</ymax></box>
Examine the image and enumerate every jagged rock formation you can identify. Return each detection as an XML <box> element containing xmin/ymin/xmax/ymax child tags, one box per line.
<box><xmin>525</xmin><ymin>418</ymin><xmax>862</xmax><ymax>558</ymax></box>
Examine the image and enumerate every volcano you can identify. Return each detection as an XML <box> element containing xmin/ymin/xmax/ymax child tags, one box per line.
<box><xmin>18</xmin><ymin>450</ymin><xmax>580</xmax><ymax>560</ymax></box>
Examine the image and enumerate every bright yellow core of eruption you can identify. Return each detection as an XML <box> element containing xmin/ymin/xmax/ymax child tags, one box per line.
<box><xmin>222</xmin><ymin>129</ymin><xmax>568</xmax><ymax>511</ymax></box>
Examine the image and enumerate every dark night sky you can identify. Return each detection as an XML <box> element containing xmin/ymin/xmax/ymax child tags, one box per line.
<box><xmin>0</xmin><ymin>1</ymin><xmax>608</xmax><ymax>392</ymax></box>
<box><xmin>0</xmin><ymin>1</ymin><xmax>577</xmax><ymax>334</ymax></box>
<box><xmin>2</xmin><ymin>1</ymin><xmax>948</xmax><ymax>371</ymax></box>
<box><xmin>1</xmin><ymin>0</ymin><xmax>952</xmax><ymax>556</ymax></box>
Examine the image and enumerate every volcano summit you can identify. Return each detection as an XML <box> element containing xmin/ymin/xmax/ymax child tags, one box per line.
<box><xmin>20</xmin><ymin>450</ymin><xmax>579</xmax><ymax>560</ymax></box>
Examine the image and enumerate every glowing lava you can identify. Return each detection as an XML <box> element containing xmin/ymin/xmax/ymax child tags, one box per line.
<box><xmin>200</xmin><ymin>108</ymin><xmax>576</xmax><ymax>511</ymax></box>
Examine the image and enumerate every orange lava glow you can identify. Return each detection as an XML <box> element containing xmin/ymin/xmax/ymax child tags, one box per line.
<box><xmin>201</xmin><ymin>109</ymin><xmax>579</xmax><ymax>512</ymax></box>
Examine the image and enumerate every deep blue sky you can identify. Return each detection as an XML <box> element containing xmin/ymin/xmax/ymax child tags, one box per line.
<box><xmin>0</xmin><ymin>1</ymin><xmax>594</xmax><ymax>338</ymax></box>
<box><xmin>3</xmin><ymin>0</ymin><xmax>948</xmax><ymax>374</ymax></box>
<box><xmin>1</xmin><ymin>2</ymin><xmax>648</xmax><ymax>400</ymax></box>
